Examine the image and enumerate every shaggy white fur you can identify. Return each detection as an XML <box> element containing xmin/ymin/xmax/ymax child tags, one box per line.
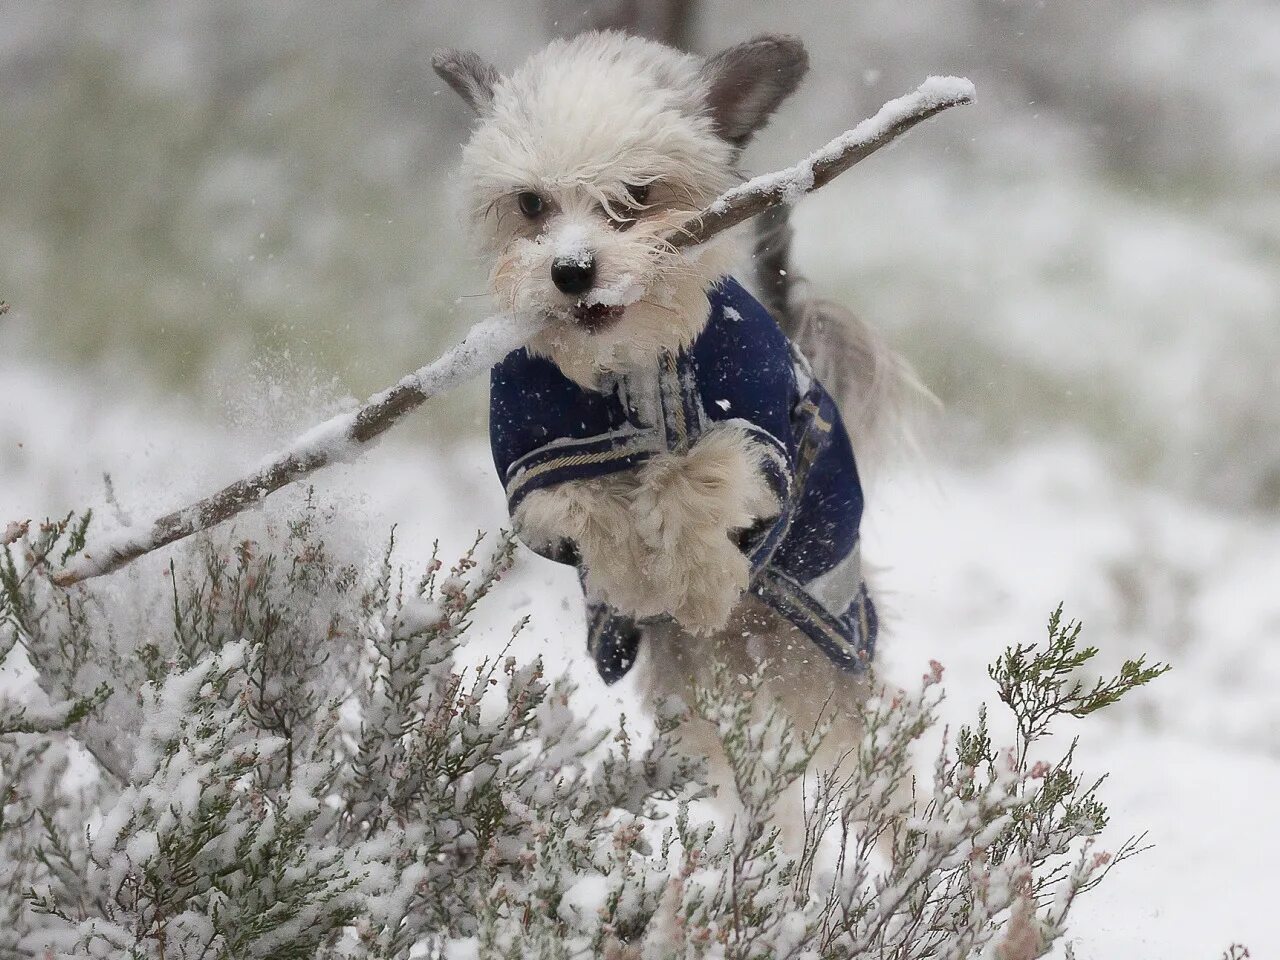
<box><xmin>635</xmin><ymin>595</ymin><xmax>879</xmax><ymax>847</ymax></box>
<box><xmin>460</xmin><ymin>32</ymin><xmax>743</xmax><ymax>386</ymax></box>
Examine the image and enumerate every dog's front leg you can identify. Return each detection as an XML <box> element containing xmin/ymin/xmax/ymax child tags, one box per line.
<box><xmin>513</xmin><ymin>474</ymin><xmax>671</xmax><ymax>618</ymax></box>
<box><xmin>631</xmin><ymin>422</ymin><xmax>781</xmax><ymax>633</ymax></box>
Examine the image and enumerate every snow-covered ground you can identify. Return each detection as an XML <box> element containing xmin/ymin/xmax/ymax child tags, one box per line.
<box><xmin>872</xmin><ymin>446</ymin><xmax>1280</xmax><ymax>957</ymax></box>
<box><xmin>3</xmin><ymin>354</ymin><xmax>1276</xmax><ymax>955</ymax></box>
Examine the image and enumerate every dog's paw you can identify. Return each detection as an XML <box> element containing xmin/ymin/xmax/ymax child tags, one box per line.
<box><xmin>512</xmin><ymin>426</ymin><xmax>781</xmax><ymax>631</ymax></box>
<box><xmin>632</xmin><ymin>422</ymin><xmax>779</xmax><ymax>553</ymax></box>
<box><xmin>629</xmin><ymin>423</ymin><xmax>779</xmax><ymax>632</ymax></box>
<box><xmin>515</xmin><ymin>478</ymin><xmax>665</xmax><ymax>618</ymax></box>
<box><xmin>666</xmin><ymin>527</ymin><xmax>752</xmax><ymax>634</ymax></box>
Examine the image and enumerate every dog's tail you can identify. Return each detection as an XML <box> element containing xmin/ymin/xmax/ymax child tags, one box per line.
<box><xmin>753</xmin><ymin>206</ymin><xmax>936</xmax><ymax>475</ymax></box>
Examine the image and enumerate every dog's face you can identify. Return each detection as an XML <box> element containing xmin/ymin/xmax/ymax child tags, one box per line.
<box><xmin>435</xmin><ymin>32</ymin><xmax>807</xmax><ymax>380</ymax></box>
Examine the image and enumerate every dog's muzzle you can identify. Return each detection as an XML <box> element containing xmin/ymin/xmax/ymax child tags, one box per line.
<box><xmin>548</xmin><ymin>253</ymin><xmax>627</xmax><ymax>331</ymax></box>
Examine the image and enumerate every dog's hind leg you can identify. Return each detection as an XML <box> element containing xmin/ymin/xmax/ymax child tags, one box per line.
<box><xmin>634</xmin><ymin>599</ymin><xmax>880</xmax><ymax>856</ymax></box>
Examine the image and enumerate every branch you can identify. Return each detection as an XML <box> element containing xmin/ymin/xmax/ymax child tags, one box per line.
<box><xmin>670</xmin><ymin>75</ymin><xmax>975</xmax><ymax>249</ymax></box>
<box><xmin>52</xmin><ymin>311</ymin><xmax>544</xmax><ymax>585</ymax></box>
<box><xmin>51</xmin><ymin>76</ymin><xmax>974</xmax><ymax>586</ymax></box>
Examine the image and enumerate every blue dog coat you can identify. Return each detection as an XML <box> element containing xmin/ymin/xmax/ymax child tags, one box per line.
<box><xmin>490</xmin><ymin>277</ymin><xmax>877</xmax><ymax>683</ymax></box>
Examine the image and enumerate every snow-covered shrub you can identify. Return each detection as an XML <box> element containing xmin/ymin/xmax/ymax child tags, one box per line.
<box><xmin>1</xmin><ymin>505</ymin><xmax>1166</xmax><ymax>958</ymax></box>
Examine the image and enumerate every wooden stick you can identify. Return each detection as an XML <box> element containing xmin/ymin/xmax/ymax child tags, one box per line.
<box><xmin>52</xmin><ymin>76</ymin><xmax>974</xmax><ymax>587</ymax></box>
<box><xmin>670</xmin><ymin>76</ymin><xmax>975</xmax><ymax>249</ymax></box>
<box><xmin>52</xmin><ymin>311</ymin><xmax>545</xmax><ymax>585</ymax></box>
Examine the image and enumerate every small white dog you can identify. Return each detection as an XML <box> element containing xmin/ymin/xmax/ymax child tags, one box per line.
<box><xmin>435</xmin><ymin>31</ymin><xmax>918</xmax><ymax>823</ymax></box>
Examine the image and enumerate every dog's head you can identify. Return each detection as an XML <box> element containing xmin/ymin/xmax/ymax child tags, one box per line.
<box><xmin>435</xmin><ymin>31</ymin><xmax>807</xmax><ymax>382</ymax></box>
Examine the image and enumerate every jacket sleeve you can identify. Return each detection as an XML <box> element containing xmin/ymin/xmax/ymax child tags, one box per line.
<box><xmin>698</xmin><ymin>280</ymin><xmax>799</xmax><ymax>494</ymax></box>
<box><xmin>490</xmin><ymin>348</ymin><xmax>655</xmax><ymax>517</ymax></box>
<box><xmin>693</xmin><ymin>279</ymin><xmax>807</xmax><ymax>572</ymax></box>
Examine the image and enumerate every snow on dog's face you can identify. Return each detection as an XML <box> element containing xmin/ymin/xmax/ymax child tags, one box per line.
<box><xmin>435</xmin><ymin>31</ymin><xmax>806</xmax><ymax>385</ymax></box>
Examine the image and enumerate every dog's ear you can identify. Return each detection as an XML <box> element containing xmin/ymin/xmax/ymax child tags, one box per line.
<box><xmin>432</xmin><ymin>49</ymin><xmax>500</xmax><ymax>115</ymax></box>
<box><xmin>700</xmin><ymin>35</ymin><xmax>809</xmax><ymax>149</ymax></box>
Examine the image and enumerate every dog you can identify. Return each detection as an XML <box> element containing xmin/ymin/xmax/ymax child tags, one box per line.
<box><xmin>434</xmin><ymin>30</ymin><xmax>922</xmax><ymax>835</ymax></box>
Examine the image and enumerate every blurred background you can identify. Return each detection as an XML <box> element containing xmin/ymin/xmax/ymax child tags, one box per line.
<box><xmin>2</xmin><ymin>1</ymin><xmax>1278</xmax><ymax>954</ymax></box>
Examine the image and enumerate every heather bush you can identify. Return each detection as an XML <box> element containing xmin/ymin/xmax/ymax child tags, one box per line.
<box><xmin>1</xmin><ymin>503</ymin><xmax>1169</xmax><ymax>958</ymax></box>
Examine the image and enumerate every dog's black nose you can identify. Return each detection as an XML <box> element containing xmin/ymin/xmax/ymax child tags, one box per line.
<box><xmin>551</xmin><ymin>255</ymin><xmax>596</xmax><ymax>296</ymax></box>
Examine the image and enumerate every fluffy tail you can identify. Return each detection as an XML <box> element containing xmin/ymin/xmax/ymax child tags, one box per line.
<box><xmin>753</xmin><ymin>205</ymin><xmax>936</xmax><ymax>475</ymax></box>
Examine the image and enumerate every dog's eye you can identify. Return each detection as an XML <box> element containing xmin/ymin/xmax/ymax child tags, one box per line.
<box><xmin>625</xmin><ymin>183</ymin><xmax>650</xmax><ymax>207</ymax></box>
<box><xmin>516</xmin><ymin>191</ymin><xmax>546</xmax><ymax>218</ymax></box>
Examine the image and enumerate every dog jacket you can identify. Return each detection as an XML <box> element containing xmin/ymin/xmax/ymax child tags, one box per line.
<box><xmin>490</xmin><ymin>276</ymin><xmax>877</xmax><ymax>683</ymax></box>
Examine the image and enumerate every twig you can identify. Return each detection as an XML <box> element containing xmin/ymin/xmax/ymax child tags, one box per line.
<box><xmin>51</xmin><ymin>76</ymin><xmax>974</xmax><ymax>586</ymax></box>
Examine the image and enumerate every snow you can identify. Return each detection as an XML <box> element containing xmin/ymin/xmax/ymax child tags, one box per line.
<box><xmin>404</xmin><ymin>310</ymin><xmax>549</xmax><ymax>399</ymax></box>
<box><xmin>270</xmin><ymin>407</ymin><xmax>361</xmax><ymax>468</ymax></box>
<box><xmin>442</xmin><ymin>938</ymin><xmax>480</xmax><ymax>960</ymax></box>
<box><xmin>584</xmin><ymin>275</ymin><xmax>645</xmax><ymax>308</ymax></box>
<box><xmin>253</xmin><ymin>307</ymin><xmax>551</xmax><ymax>475</ymax></box>
<box><xmin>1064</xmin><ymin>728</ymin><xmax>1280</xmax><ymax>957</ymax></box>
<box><xmin>550</xmin><ymin>222</ymin><xmax>593</xmax><ymax>265</ymax></box>
<box><xmin>0</xmin><ymin>686</ymin><xmax>90</xmax><ymax>734</ymax></box>
<box><xmin>396</xmin><ymin>594</ymin><xmax>447</xmax><ymax>635</ymax></box>
<box><xmin>557</xmin><ymin>873</ymin><xmax>610</xmax><ymax>921</ymax></box>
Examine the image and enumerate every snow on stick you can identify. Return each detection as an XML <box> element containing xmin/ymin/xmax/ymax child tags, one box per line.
<box><xmin>51</xmin><ymin>76</ymin><xmax>973</xmax><ymax>586</ymax></box>
<box><xmin>52</xmin><ymin>311</ymin><xmax>546</xmax><ymax>585</ymax></box>
<box><xmin>675</xmin><ymin>75</ymin><xmax>976</xmax><ymax>248</ymax></box>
